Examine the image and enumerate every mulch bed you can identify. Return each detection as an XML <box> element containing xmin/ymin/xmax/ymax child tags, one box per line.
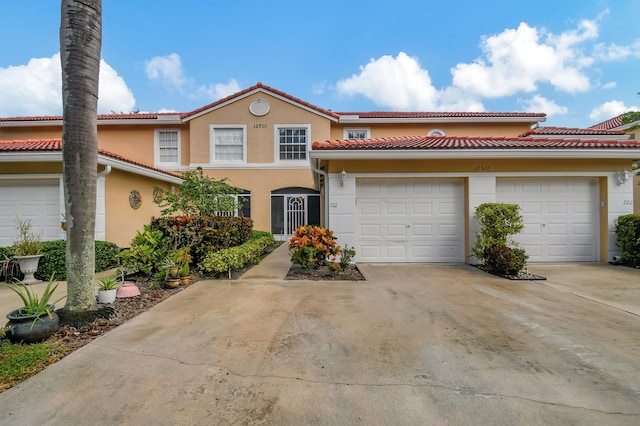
<box><xmin>285</xmin><ymin>264</ymin><xmax>366</xmax><ymax>281</ymax></box>
<box><xmin>474</xmin><ymin>265</ymin><xmax>546</xmax><ymax>280</ymax></box>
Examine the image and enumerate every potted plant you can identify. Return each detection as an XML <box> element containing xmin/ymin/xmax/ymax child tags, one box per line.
<box><xmin>4</xmin><ymin>274</ymin><xmax>66</xmax><ymax>344</ymax></box>
<box><xmin>162</xmin><ymin>258</ymin><xmax>181</xmax><ymax>288</ymax></box>
<box><xmin>96</xmin><ymin>276</ymin><xmax>118</xmax><ymax>304</ymax></box>
<box><xmin>12</xmin><ymin>218</ymin><xmax>44</xmax><ymax>284</ymax></box>
<box><xmin>179</xmin><ymin>262</ymin><xmax>191</xmax><ymax>285</ymax></box>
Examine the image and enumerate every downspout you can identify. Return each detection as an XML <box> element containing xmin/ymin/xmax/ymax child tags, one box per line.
<box><xmin>311</xmin><ymin>159</ymin><xmax>329</xmax><ymax>229</ymax></box>
<box><xmin>98</xmin><ymin>165</ymin><xmax>112</xmax><ymax>177</ymax></box>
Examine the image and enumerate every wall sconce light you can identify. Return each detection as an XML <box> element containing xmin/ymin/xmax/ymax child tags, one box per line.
<box><xmin>341</xmin><ymin>169</ymin><xmax>347</xmax><ymax>186</ymax></box>
<box><xmin>617</xmin><ymin>169</ymin><xmax>630</xmax><ymax>185</ymax></box>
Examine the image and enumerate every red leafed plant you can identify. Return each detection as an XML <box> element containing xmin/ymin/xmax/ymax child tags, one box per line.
<box><xmin>288</xmin><ymin>226</ymin><xmax>341</xmax><ymax>269</ymax></box>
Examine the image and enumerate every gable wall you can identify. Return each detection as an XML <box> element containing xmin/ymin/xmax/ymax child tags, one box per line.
<box><xmin>188</xmin><ymin>92</ymin><xmax>332</xmax><ymax>165</ymax></box>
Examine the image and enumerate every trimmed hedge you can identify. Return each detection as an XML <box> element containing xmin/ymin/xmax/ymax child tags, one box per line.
<box><xmin>615</xmin><ymin>214</ymin><xmax>640</xmax><ymax>266</ymax></box>
<box><xmin>199</xmin><ymin>233</ymin><xmax>275</xmax><ymax>276</ymax></box>
<box><xmin>1</xmin><ymin>240</ymin><xmax>120</xmax><ymax>281</ymax></box>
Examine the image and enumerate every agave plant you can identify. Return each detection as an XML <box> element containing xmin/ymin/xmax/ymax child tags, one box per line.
<box><xmin>4</xmin><ymin>274</ymin><xmax>66</xmax><ymax>328</ymax></box>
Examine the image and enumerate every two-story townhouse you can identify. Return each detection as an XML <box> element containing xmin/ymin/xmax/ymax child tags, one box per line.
<box><xmin>2</xmin><ymin>83</ymin><xmax>640</xmax><ymax>264</ymax></box>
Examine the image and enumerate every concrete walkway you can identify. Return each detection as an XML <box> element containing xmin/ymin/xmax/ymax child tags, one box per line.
<box><xmin>1</xmin><ymin>246</ymin><xmax>639</xmax><ymax>425</ymax></box>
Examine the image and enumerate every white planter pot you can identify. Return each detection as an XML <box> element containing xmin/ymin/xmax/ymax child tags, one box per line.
<box><xmin>14</xmin><ymin>254</ymin><xmax>43</xmax><ymax>284</ymax></box>
<box><xmin>97</xmin><ymin>289</ymin><xmax>117</xmax><ymax>304</ymax></box>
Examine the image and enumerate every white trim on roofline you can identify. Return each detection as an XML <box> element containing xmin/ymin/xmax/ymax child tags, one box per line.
<box><xmin>337</xmin><ymin>116</ymin><xmax>547</xmax><ymax>124</ymax></box>
<box><xmin>309</xmin><ymin>149</ymin><xmax>640</xmax><ymax>160</ymax></box>
<box><xmin>189</xmin><ymin>162</ymin><xmax>311</xmax><ymax>170</ymax></box>
<box><xmin>0</xmin><ymin>151</ymin><xmax>182</xmax><ymax>184</ymax></box>
<box><xmin>184</xmin><ymin>87</ymin><xmax>338</xmax><ymax>122</ymax></box>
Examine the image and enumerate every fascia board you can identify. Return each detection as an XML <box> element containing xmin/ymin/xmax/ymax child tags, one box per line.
<box><xmin>337</xmin><ymin>116</ymin><xmax>547</xmax><ymax>124</ymax></box>
<box><xmin>98</xmin><ymin>155</ymin><xmax>183</xmax><ymax>184</ymax></box>
<box><xmin>184</xmin><ymin>88</ymin><xmax>338</xmax><ymax>122</ymax></box>
<box><xmin>0</xmin><ymin>152</ymin><xmax>61</xmax><ymax>162</ymax></box>
<box><xmin>309</xmin><ymin>149</ymin><xmax>640</xmax><ymax>160</ymax></box>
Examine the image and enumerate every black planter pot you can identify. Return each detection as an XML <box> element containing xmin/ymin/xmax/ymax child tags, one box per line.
<box><xmin>5</xmin><ymin>307</ymin><xmax>59</xmax><ymax>344</ymax></box>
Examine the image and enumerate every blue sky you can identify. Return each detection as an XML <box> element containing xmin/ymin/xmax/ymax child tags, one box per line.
<box><xmin>1</xmin><ymin>0</ymin><xmax>639</xmax><ymax>128</ymax></box>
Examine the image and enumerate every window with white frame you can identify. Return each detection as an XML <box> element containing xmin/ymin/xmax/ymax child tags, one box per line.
<box><xmin>344</xmin><ymin>128</ymin><xmax>370</xmax><ymax>139</ymax></box>
<box><xmin>155</xmin><ymin>130</ymin><xmax>181</xmax><ymax>167</ymax></box>
<box><xmin>276</xmin><ymin>125</ymin><xmax>309</xmax><ymax>161</ymax></box>
<box><xmin>215</xmin><ymin>193</ymin><xmax>251</xmax><ymax>217</ymax></box>
<box><xmin>211</xmin><ymin>125</ymin><xmax>246</xmax><ymax>162</ymax></box>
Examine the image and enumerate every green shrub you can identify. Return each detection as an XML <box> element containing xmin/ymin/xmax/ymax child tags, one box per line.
<box><xmin>199</xmin><ymin>234</ymin><xmax>275</xmax><ymax>276</ymax></box>
<box><xmin>473</xmin><ymin>203</ymin><xmax>525</xmax><ymax>263</ymax></box>
<box><xmin>483</xmin><ymin>245</ymin><xmax>528</xmax><ymax>275</ymax></box>
<box><xmin>615</xmin><ymin>214</ymin><xmax>640</xmax><ymax>265</ymax></box>
<box><xmin>119</xmin><ymin>225</ymin><xmax>169</xmax><ymax>276</ymax></box>
<box><xmin>150</xmin><ymin>215</ymin><xmax>253</xmax><ymax>263</ymax></box>
<box><xmin>288</xmin><ymin>226</ymin><xmax>341</xmax><ymax>269</ymax></box>
<box><xmin>21</xmin><ymin>240</ymin><xmax>120</xmax><ymax>281</ymax></box>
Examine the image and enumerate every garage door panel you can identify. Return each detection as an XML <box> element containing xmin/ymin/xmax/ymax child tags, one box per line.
<box><xmin>386</xmin><ymin>202</ymin><xmax>406</xmax><ymax>215</ymax></box>
<box><xmin>357</xmin><ymin>178</ymin><xmax>464</xmax><ymax>263</ymax></box>
<box><xmin>412</xmin><ymin>224</ymin><xmax>432</xmax><ymax>237</ymax></box>
<box><xmin>412</xmin><ymin>203</ymin><xmax>432</xmax><ymax>215</ymax></box>
<box><xmin>497</xmin><ymin>178</ymin><xmax>597</xmax><ymax>262</ymax></box>
<box><xmin>0</xmin><ymin>181</ymin><xmax>60</xmax><ymax>246</ymax></box>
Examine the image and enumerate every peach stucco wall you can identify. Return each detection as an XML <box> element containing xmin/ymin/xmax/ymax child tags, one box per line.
<box><xmin>104</xmin><ymin>169</ymin><xmax>172</xmax><ymax>246</ymax></box>
<box><xmin>329</xmin><ymin>122</ymin><xmax>535</xmax><ymax>141</ymax></box>
<box><xmin>188</xmin><ymin>92</ymin><xmax>332</xmax><ymax>165</ymax></box>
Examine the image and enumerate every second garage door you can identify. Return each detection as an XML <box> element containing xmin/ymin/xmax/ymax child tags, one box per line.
<box><xmin>496</xmin><ymin>178</ymin><xmax>598</xmax><ymax>262</ymax></box>
<box><xmin>357</xmin><ymin>178</ymin><xmax>464</xmax><ymax>263</ymax></box>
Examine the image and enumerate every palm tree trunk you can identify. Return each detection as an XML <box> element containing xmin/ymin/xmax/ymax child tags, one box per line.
<box><xmin>60</xmin><ymin>0</ymin><xmax>102</xmax><ymax>310</ymax></box>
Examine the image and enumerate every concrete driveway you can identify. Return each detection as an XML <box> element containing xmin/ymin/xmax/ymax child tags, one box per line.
<box><xmin>1</xmin><ymin>245</ymin><xmax>639</xmax><ymax>425</ymax></box>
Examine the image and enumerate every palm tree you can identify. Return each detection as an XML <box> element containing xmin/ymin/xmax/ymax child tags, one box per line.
<box><xmin>59</xmin><ymin>0</ymin><xmax>102</xmax><ymax>310</ymax></box>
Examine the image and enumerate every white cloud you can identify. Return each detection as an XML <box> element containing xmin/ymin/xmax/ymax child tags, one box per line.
<box><xmin>601</xmin><ymin>81</ymin><xmax>616</xmax><ymax>89</ymax></box>
<box><xmin>520</xmin><ymin>95</ymin><xmax>568</xmax><ymax>116</ymax></box>
<box><xmin>589</xmin><ymin>100</ymin><xmax>640</xmax><ymax>121</ymax></box>
<box><xmin>0</xmin><ymin>53</ymin><xmax>135</xmax><ymax>116</ymax></box>
<box><xmin>145</xmin><ymin>53</ymin><xmax>189</xmax><ymax>92</ymax></box>
<box><xmin>336</xmin><ymin>52</ymin><xmax>439</xmax><ymax>110</ymax></box>
<box><xmin>145</xmin><ymin>53</ymin><xmax>240</xmax><ymax>102</ymax></box>
<box><xmin>452</xmin><ymin>21</ymin><xmax>595</xmax><ymax>97</ymax></box>
<box><xmin>196</xmin><ymin>79</ymin><xmax>241</xmax><ymax>100</ymax></box>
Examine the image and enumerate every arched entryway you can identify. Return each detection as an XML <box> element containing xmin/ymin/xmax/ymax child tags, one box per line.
<box><xmin>270</xmin><ymin>187</ymin><xmax>320</xmax><ymax>240</ymax></box>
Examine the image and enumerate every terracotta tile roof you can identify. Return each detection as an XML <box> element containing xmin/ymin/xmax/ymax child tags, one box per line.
<box><xmin>521</xmin><ymin>126</ymin><xmax>626</xmax><ymax>136</ymax></box>
<box><xmin>0</xmin><ymin>112</ymin><xmax>183</xmax><ymax>123</ymax></box>
<box><xmin>182</xmin><ymin>82</ymin><xmax>340</xmax><ymax>120</ymax></box>
<box><xmin>336</xmin><ymin>111</ymin><xmax>546</xmax><ymax>119</ymax></box>
<box><xmin>311</xmin><ymin>135</ymin><xmax>640</xmax><ymax>151</ymax></box>
<box><xmin>589</xmin><ymin>114</ymin><xmax>623</xmax><ymax>130</ymax></box>
<box><xmin>0</xmin><ymin>138</ymin><xmax>181</xmax><ymax>178</ymax></box>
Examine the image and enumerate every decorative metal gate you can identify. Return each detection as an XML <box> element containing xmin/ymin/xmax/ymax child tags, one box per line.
<box><xmin>286</xmin><ymin>196</ymin><xmax>306</xmax><ymax>236</ymax></box>
<box><xmin>271</xmin><ymin>188</ymin><xmax>321</xmax><ymax>241</ymax></box>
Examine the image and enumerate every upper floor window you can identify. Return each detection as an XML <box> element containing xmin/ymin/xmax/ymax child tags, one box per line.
<box><xmin>211</xmin><ymin>125</ymin><xmax>246</xmax><ymax>163</ymax></box>
<box><xmin>276</xmin><ymin>125</ymin><xmax>310</xmax><ymax>161</ymax></box>
<box><xmin>344</xmin><ymin>128</ymin><xmax>370</xmax><ymax>139</ymax></box>
<box><xmin>155</xmin><ymin>129</ymin><xmax>181</xmax><ymax>167</ymax></box>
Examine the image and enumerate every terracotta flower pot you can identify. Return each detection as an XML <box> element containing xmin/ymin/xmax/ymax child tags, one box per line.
<box><xmin>165</xmin><ymin>278</ymin><xmax>181</xmax><ymax>289</ymax></box>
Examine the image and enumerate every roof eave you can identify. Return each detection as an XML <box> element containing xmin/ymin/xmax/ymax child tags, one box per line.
<box><xmin>309</xmin><ymin>149</ymin><xmax>640</xmax><ymax>160</ymax></box>
<box><xmin>337</xmin><ymin>116</ymin><xmax>547</xmax><ymax>124</ymax></box>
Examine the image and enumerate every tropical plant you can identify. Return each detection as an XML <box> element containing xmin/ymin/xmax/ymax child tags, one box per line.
<box><xmin>157</xmin><ymin>167</ymin><xmax>243</xmax><ymax>216</ymax></box>
<box><xmin>482</xmin><ymin>245</ymin><xmax>528</xmax><ymax>275</ymax></box>
<box><xmin>4</xmin><ymin>275</ymin><xmax>67</xmax><ymax>328</ymax></box>
<box><xmin>12</xmin><ymin>218</ymin><xmax>43</xmax><ymax>256</ymax></box>
<box><xmin>96</xmin><ymin>276</ymin><xmax>118</xmax><ymax>291</ymax></box>
<box><xmin>288</xmin><ymin>226</ymin><xmax>341</xmax><ymax>269</ymax></box>
<box><xmin>615</xmin><ymin>214</ymin><xmax>640</xmax><ymax>266</ymax></box>
<box><xmin>60</xmin><ymin>0</ymin><xmax>103</xmax><ymax>311</ymax></box>
<box><xmin>119</xmin><ymin>225</ymin><xmax>169</xmax><ymax>275</ymax></box>
<box><xmin>472</xmin><ymin>203</ymin><xmax>525</xmax><ymax>262</ymax></box>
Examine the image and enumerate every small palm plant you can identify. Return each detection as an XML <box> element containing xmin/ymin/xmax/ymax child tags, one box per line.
<box><xmin>4</xmin><ymin>274</ymin><xmax>66</xmax><ymax>329</ymax></box>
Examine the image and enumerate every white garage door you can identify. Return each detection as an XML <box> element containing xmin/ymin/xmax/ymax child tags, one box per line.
<box><xmin>496</xmin><ymin>178</ymin><xmax>598</xmax><ymax>262</ymax></box>
<box><xmin>357</xmin><ymin>178</ymin><xmax>464</xmax><ymax>263</ymax></box>
<box><xmin>0</xmin><ymin>181</ymin><xmax>61</xmax><ymax>247</ymax></box>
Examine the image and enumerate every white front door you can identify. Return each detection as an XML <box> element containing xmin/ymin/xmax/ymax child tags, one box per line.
<box><xmin>356</xmin><ymin>178</ymin><xmax>464</xmax><ymax>263</ymax></box>
<box><xmin>496</xmin><ymin>178</ymin><xmax>598</xmax><ymax>262</ymax></box>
